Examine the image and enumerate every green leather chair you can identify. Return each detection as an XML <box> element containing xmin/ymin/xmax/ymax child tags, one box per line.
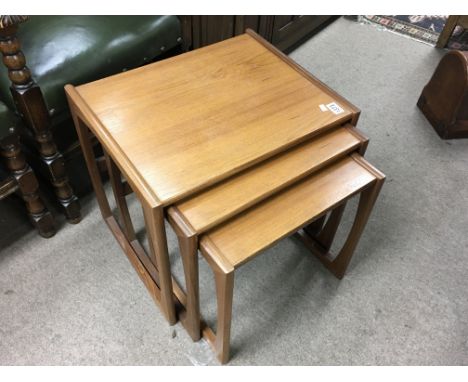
<box><xmin>0</xmin><ymin>15</ymin><xmax>183</xmax><ymax>223</ymax></box>
<box><xmin>0</xmin><ymin>98</ymin><xmax>55</xmax><ymax>237</ymax></box>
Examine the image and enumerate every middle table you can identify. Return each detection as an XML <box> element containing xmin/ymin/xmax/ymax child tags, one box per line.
<box><xmin>66</xmin><ymin>30</ymin><xmax>361</xmax><ymax>336</ymax></box>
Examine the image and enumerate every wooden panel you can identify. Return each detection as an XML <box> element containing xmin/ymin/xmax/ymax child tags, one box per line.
<box><xmin>192</xmin><ymin>16</ymin><xmax>236</xmax><ymax>48</ymax></box>
<box><xmin>184</xmin><ymin>15</ymin><xmax>336</xmax><ymax>52</ymax></box>
<box><xmin>258</xmin><ymin>16</ymin><xmax>274</xmax><ymax>41</ymax></box>
<box><xmin>73</xmin><ymin>33</ymin><xmax>355</xmax><ymax>206</ymax></box>
<box><xmin>234</xmin><ymin>16</ymin><xmax>260</xmax><ymax>36</ymax></box>
<box><xmin>179</xmin><ymin>16</ymin><xmax>192</xmax><ymax>51</ymax></box>
<box><xmin>273</xmin><ymin>15</ymin><xmax>295</xmax><ymax>31</ymax></box>
<box><xmin>173</xmin><ymin>126</ymin><xmax>363</xmax><ymax>233</ymax></box>
<box><xmin>200</xmin><ymin>156</ymin><xmax>376</xmax><ymax>268</ymax></box>
<box><xmin>271</xmin><ymin>15</ymin><xmax>335</xmax><ymax>51</ymax></box>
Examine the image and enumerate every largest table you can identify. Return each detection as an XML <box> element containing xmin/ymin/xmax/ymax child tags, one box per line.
<box><xmin>65</xmin><ymin>30</ymin><xmax>360</xmax><ymax>331</ymax></box>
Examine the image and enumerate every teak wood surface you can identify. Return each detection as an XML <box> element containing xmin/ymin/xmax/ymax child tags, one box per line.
<box><xmin>171</xmin><ymin>125</ymin><xmax>366</xmax><ymax>234</ymax></box>
<box><xmin>67</xmin><ymin>30</ymin><xmax>359</xmax><ymax>208</ymax></box>
<box><xmin>200</xmin><ymin>155</ymin><xmax>376</xmax><ymax>269</ymax></box>
<box><xmin>197</xmin><ymin>154</ymin><xmax>384</xmax><ymax>363</ymax></box>
<box><xmin>166</xmin><ymin>124</ymin><xmax>368</xmax><ymax>345</ymax></box>
<box><xmin>65</xmin><ymin>30</ymin><xmax>368</xmax><ymax>363</ymax></box>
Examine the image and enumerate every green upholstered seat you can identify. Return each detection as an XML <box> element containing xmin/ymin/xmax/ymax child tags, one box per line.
<box><xmin>0</xmin><ymin>16</ymin><xmax>182</xmax><ymax>120</ymax></box>
<box><xmin>0</xmin><ymin>100</ymin><xmax>16</xmax><ymax>139</ymax></box>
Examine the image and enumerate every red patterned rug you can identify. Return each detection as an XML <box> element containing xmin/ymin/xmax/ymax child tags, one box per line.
<box><xmin>361</xmin><ymin>15</ymin><xmax>468</xmax><ymax>50</ymax></box>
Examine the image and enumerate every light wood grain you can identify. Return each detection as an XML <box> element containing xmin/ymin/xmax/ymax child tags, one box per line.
<box><xmin>200</xmin><ymin>156</ymin><xmax>377</xmax><ymax>268</ymax></box>
<box><xmin>72</xmin><ymin>33</ymin><xmax>355</xmax><ymax>205</ymax></box>
<box><xmin>212</xmin><ymin>268</ymin><xmax>234</xmax><ymax>364</ymax></box>
<box><xmin>142</xmin><ymin>204</ymin><xmax>177</xmax><ymax>324</ymax></box>
<box><xmin>172</xmin><ymin>125</ymin><xmax>364</xmax><ymax>233</ymax></box>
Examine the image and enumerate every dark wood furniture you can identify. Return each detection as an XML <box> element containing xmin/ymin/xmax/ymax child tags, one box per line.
<box><xmin>436</xmin><ymin>15</ymin><xmax>468</xmax><ymax>48</ymax></box>
<box><xmin>417</xmin><ymin>50</ymin><xmax>468</xmax><ymax>139</ymax></box>
<box><xmin>0</xmin><ymin>15</ymin><xmax>81</xmax><ymax>223</ymax></box>
<box><xmin>66</xmin><ymin>30</ymin><xmax>384</xmax><ymax>363</ymax></box>
<box><xmin>181</xmin><ymin>15</ymin><xmax>336</xmax><ymax>52</ymax></box>
<box><xmin>0</xmin><ymin>101</ymin><xmax>55</xmax><ymax>238</ymax></box>
<box><xmin>0</xmin><ymin>15</ymin><xmax>183</xmax><ymax>223</ymax></box>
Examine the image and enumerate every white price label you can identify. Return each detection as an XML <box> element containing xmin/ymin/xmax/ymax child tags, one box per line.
<box><xmin>326</xmin><ymin>102</ymin><xmax>344</xmax><ymax>115</ymax></box>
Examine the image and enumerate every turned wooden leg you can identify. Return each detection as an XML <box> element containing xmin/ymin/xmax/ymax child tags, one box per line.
<box><xmin>0</xmin><ymin>129</ymin><xmax>55</xmax><ymax>237</ymax></box>
<box><xmin>0</xmin><ymin>24</ymin><xmax>81</xmax><ymax>223</ymax></box>
<box><xmin>142</xmin><ymin>204</ymin><xmax>177</xmax><ymax>325</ymax></box>
<box><xmin>176</xmin><ymin>233</ymin><xmax>201</xmax><ymax>341</ymax></box>
<box><xmin>213</xmin><ymin>268</ymin><xmax>235</xmax><ymax>364</ymax></box>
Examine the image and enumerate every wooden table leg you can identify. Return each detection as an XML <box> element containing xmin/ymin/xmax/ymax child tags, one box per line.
<box><xmin>314</xmin><ymin>202</ymin><xmax>347</xmax><ymax>252</ymax></box>
<box><xmin>304</xmin><ymin>215</ymin><xmax>326</xmax><ymax>237</ymax></box>
<box><xmin>68</xmin><ymin>102</ymin><xmax>202</xmax><ymax>332</ymax></box>
<box><xmin>142</xmin><ymin>203</ymin><xmax>177</xmax><ymax>325</ymax></box>
<box><xmin>73</xmin><ymin>115</ymin><xmax>112</xmax><ymax>219</ymax></box>
<box><xmin>436</xmin><ymin>16</ymin><xmax>459</xmax><ymax>48</ymax></box>
<box><xmin>177</xmin><ymin>234</ymin><xmax>201</xmax><ymax>341</ymax></box>
<box><xmin>212</xmin><ymin>265</ymin><xmax>235</xmax><ymax>364</ymax></box>
<box><xmin>167</xmin><ymin>207</ymin><xmax>201</xmax><ymax>341</ymax></box>
<box><xmin>299</xmin><ymin>156</ymin><xmax>385</xmax><ymax>279</ymax></box>
<box><xmin>104</xmin><ymin>151</ymin><xmax>136</xmax><ymax>241</ymax></box>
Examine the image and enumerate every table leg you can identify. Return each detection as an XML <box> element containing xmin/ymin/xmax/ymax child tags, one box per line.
<box><xmin>104</xmin><ymin>151</ymin><xmax>136</xmax><ymax>241</ymax></box>
<box><xmin>73</xmin><ymin>116</ymin><xmax>111</xmax><ymax>219</ymax></box>
<box><xmin>304</xmin><ymin>215</ymin><xmax>326</xmax><ymax>237</ymax></box>
<box><xmin>167</xmin><ymin>207</ymin><xmax>203</xmax><ymax>341</ymax></box>
<box><xmin>314</xmin><ymin>202</ymin><xmax>347</xmax><ymax>252</ymax></box>
<box><xmin>176</xmin><ymin>234</ymin><xmax>201</xmax><ymax>341</ymax></box>
<box><xmin>142</xmin><ymin>203</ymin><xmax>177</xmax><ymax>325</ymax></box>
<box><xmin>323</xmin><ymin>165</ymin><xmax>384</xmax><ymax>279</ymax></box>
<box><xmin>212</xmin><ymin>265</ymin><xmax>235</xmax><ymax>364</ymax></box>
<box><xmin>72</xmin><ymin>110</ymin><xmax>179</xmax><ymax>324</ymax></box>
<box><xmin>299</xmin><ymin>159</ymin><xmax>384</xmax><ymax>279</ymax></box>
<box><xmin>436</xmin><ymin>16</ymin><xmax>459</xmax><ymax>48</ymax></box>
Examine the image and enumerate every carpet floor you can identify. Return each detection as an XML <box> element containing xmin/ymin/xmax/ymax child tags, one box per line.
<box><xmin>361</xmin><ymin>15</ymin><xmax>468</xmax><ymax>50</ymax></box>
<box><xmin>1</xmin><ymin>17</ymin><xmax>467</xmax><ymax>365</ymax></box>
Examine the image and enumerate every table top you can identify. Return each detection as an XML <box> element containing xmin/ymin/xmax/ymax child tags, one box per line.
<box><xmin>200</xmin><ymin>155</ymin><xmax>377</xmax><ymax>268</ymax></box>
<box><xmin>69</xmin><ymin>30</ymin><xmax>359</xmax><ymax>207</ymax></box>
<box><xmin>172</xmin><ymin>125</ymin><xmax>363</xmax><ymax>234</ymax></box>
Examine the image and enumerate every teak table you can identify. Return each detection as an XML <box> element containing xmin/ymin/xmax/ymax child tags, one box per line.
<box><xmin>66</xmin><ymin>30</ymin><xmax>381</xmax><ymax>362</ymax></box>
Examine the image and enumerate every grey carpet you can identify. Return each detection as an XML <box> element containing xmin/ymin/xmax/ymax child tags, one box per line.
<box><xmin>1</xmin><ymin>17</ymin><xmax>467</xmax><ymax>365</ymax></box>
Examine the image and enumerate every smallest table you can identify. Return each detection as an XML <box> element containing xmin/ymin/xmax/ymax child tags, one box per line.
<box><xmin>168</xmin><ymin>141</ymin><xmax>384</xmax><ymax>363</ymax></box>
